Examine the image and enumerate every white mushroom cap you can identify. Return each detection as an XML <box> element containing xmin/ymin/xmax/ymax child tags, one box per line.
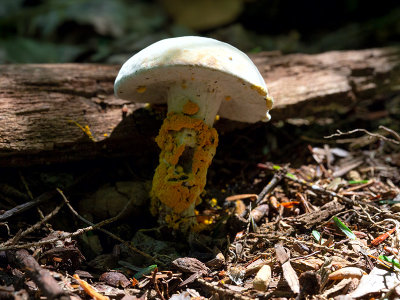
<box><xmin>114</xmin><ymin>36</ymin><xmax>273</xmax><ymax>123</ymax></box>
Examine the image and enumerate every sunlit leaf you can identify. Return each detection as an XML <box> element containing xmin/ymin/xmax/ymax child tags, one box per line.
<box><xmin>333</xmin><ymin>216</ymin><xmax>356</xmax><ymax>240</ymax></box>
<box><xmin>379</xmin><ymin>255</ymin><xmax>400</xmax><ymax>269</ymax></box>
<box><xmin>312</xmin><ymin>230</ymin><xmax>321</xmax><ymax>242</ymax></box>
<box><xmin>348</xmin><ymin>180</ymin><xmax>369</xmax><ymax>185</ymax></box>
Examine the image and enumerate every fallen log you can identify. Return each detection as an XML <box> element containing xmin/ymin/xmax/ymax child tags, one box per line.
<box><xmin>0</xmin><ymin>47</ymin><xmax>399</xmax><ymax>167</ymax></box>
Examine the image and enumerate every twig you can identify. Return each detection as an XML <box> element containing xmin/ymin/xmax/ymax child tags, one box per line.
<box><xmin>7</xmin><ymin>249</ymin><xmax>70</xmax><ymax>300</ymax></box>
<box><xmin>1</xmin><ymin>202</ymin><xmax>64</xmax><ymax>247</ymax></box>
<box><xmin>0</xmin><ymin>190</ymin><xmax>57</xmax><ymax>222</ymax></box>
<box><xmin>286</xmin><ymin>173</ymin><xmax>400</xmax><ymax>221</ymax></box>
<box><xmin>349</xmin><ymin>207</ymin><xmax>387</xmax><ymax>230</ymax></box>
<box><xmin>0</xmin><ymin>193</ymin><xmax>131</xmax><ymax>251</ymax></box>
<box><xmin>324</xmin><ymin>128</ymin><xmax>400</xmax><ymax>145</ymax></box>
<box><xmin>259</xmin><ymin>163</ymin><xmax>400</xmax><ymax>223</ymax></box>
<box><xmin>19</xmin><ymin>172</ymin><xmax>34</xmax><ymax>200</ymax></box>
<box><xmin>0</xmin><ymin>168</ymin><xmax>101</xmax><ymax>222</ymax></box>
<box><xmin>256</xmin><ymin>172</ymin><xmax>283</xmax><ymax>205</ymax></box>
<box><xmin>152</xmin><ymin>267</ymin><xmax>165</xmax><ymax>300</ymax></box>
<box><xmin>19</xmin><ymin>171</ymin><xmax>48</xmax><ymax>224</ymax></box>
<box><xmin>255</xmin><ymin>235</ymin><xmax>360</xmax><ymax>258</ymax></box>
<box><xmin>379</xmin><ymin>125</ymin><xmax>400</xmax><ymax>142</ymax></box>
<box><xmin>290</xmin><ymin>250</ymin><xmax>321</xmax><ymax>261</ymax></box>
<box><xmin>283</xmin><ymin>173</ymin><xmax>371</xmax><ymax>208</ymax></box>
<box><xmin>0</xmin><ymin>222</ymin><xmax>10</xmax><ymax>237</ymax></box>
<box><xmin>56</xmin><ymin>188</ymin><xmax>163</xmax><ymax>266</ymax></box>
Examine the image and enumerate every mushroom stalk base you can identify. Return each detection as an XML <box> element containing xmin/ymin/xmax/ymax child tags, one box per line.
<box><xmin>150</xmin><ymin>112</ymin><xmax>218</xmax><ymax>231</ymax></box>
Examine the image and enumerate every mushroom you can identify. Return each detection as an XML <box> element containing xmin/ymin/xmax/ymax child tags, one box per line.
<box><xmin>114</xmin><ymin>36</ymin><xmax>273</xmax><ymax>231</ymax></box>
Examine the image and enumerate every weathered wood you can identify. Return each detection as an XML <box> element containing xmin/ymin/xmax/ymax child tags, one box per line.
<box><xmin>0</xmin><ymin>48</ymin><xmax>399</xmax><ymax>166</ymax></box>
<box><xmin>7</xmin><ymin>249</ymin><xmax>70</xmax><ymax>300</ymax></box>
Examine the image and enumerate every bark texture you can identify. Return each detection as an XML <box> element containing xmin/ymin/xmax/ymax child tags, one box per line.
<box><xmin>0</xmin><ymin>47</ymin><xmax>399</xmax><ymax>166</ymax></box>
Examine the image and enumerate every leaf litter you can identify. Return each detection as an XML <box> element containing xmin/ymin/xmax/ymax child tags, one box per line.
<box><xmin>0</xmin><ymin>118</ymin><xmax>400</xmax><ymax>299</ymax></box>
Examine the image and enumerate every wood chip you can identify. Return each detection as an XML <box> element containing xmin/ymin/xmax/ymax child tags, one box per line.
<box><xmin>253</xmin><ymin>265</ymin><xmax>272</xmax><ymax>291</ymax></box>
<box><xmin>275</xmin><ymin>243</ymin><xmax>300</xmax><ymax>294</ymax></box>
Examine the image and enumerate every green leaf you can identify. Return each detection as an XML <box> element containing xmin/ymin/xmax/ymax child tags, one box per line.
<box><xmin>379</xmin><ymin>255</ymin><xmax>400</xmax><ymax>269</ymax></box>
<box><xmin>286</xmin><ymin>172</ymin><xmax>296</xmax><ymax>179</ymax></box>
<box><xmin>333</xmin><ymin>216</ymin><xmax>356</xmax><ymax>240</ymax></box>
<box><xmin>312</xmin><ymin>230</ymin><xmax>327</xmax><ymax>244</ymax></box>
<box><xmin>133</xmin><ymin>264</ymin><xmax>157</xmax><ymax>279</ymax></box>
<box><xmin>348</xmin><ymin>180</ymin><xmax>369</xmax><ymax>185</ymax></box>
<box><xmin>378</xmin><ymin>200</ymin><xmax>400</xmax><ymax>205</ymax></box>
<box><xmin>272</xmin><ymin>165</ymin><xmax>296</xmax><ymax>179</ymax></box>
<box><xmin>312</xmin><ymin>230</ymin><xmax>321</xmax><ymax>242</ymax></box>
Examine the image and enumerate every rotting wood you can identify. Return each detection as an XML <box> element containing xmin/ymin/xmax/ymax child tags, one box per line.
<box><xmin>6</xmin><ymin>249</ymin><xmax>70</xmax><ymax>300</ymax></box>
<box><xmin>0</xmin><ymin>47</ymin><xmax>398</xmax><ymax>167</ymax></box>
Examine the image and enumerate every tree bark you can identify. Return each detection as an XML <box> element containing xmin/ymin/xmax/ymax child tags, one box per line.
<box><xmin>0</xmin><ymin>47</ymin><xmax>399</xmax><ymax>167</ymax></box>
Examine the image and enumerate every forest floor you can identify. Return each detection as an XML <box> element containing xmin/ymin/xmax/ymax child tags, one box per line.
<box><xmin>1</xmin><ymin>95</ymin><xmax>400</xmax><ymax>299</ymax></box>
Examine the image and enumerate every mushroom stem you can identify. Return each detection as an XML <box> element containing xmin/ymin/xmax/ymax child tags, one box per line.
<box><xmin>167</xmin><ymin>81</ymin><xmax>223</xmax><ymax>126</ymax></box>
<box><xmin>114</xmin><ymin>36</ymin><xmax>274</xmax><ymax>233</ymax></box>
<box><xmin>150</xmin><ymin>81</ymin><xmax>221</xmax><ymax>231</ymax></box>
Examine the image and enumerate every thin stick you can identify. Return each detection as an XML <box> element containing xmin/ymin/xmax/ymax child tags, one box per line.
<box><xmin>256</xmin><ymin>172</ymin><xmax>283</xmax><ymax>205</ymax></box>
<box><xmin>19</xmin><ymin>171</ymin><xmax>46</xmax><ymax>225</ymax></box>
<box><xmin>1</xmin><ymin>202</ymin><xmax>64</xmax><ymax>247</ymax></box>
<box><xmin>324</xmin><ymin>128</ymin><xmax>400</xmax><ymax>145</ymax></box>
<box><xmin>152</xmin><ymin>267</ymin><xmax>165</xmax><ymax>300</ymax></box>
<box><xmin>258</xmin><ymin>163</ymin><xmax>400</xmax><ymax>222</ymax></box>
<box><xmin>56</xmin><ymin>188</ymin><xmax>163</xmax><ymax>266</ymax></box>
<box><xmin>0</xmin><ymin>193</ymin><xmax>131</xmax><ymax>251</ymax></box>
<box><xmin>379</xmin><ymin>125</ymin><xmax>400</xmax><ymax>142</ymax></box>
<box><xmin>0</xmin><ymin>168</ymin><xmax>101</xmax><ymax>222</ymax></box>
<box><xmin>290</xmin><ymin>251</ymin><xmax>321</xmax><ymax>261</ymax></box>
<box><xmin>0</xmin><ymin>190</ymin><xmax>57</xmax><ymax>222</ymax></box>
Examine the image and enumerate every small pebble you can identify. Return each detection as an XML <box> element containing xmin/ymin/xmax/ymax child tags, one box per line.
<box><xmin>252</xmin><ymin>265</ymin><xmax>271</xmax><ymax>291</ymax></box>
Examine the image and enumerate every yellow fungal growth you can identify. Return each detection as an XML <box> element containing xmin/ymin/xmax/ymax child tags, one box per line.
<box><xmin>136</xmin><ymin>86</ymin><xmax>147</xmax><ymax>93</ymax></box>
<box><xmin>150</xmin><ymin>113</ymin><xmax>218</xmax><ymax>229</ymax></box>
<box><xmin>250</xmin><ymin>84</ymin><xmax>267</xmax><ymax>96</ymax></box>
<box><xmin>69</xmin><ymin>120</ymin><xmax>96</xmax><ymax>142</ymax></box>
<box><xmin>210</xmin><ymin>198</ymin><xmax>218</xmax><ymax>207</ymax></box>
<box><xmin>224</xmin><ymin>96</ymin><xmax>232</xmax><ymax>101</ymax></box>
<box><xmin>182</xmin><ymin>100</ymin><xmax>199</xmax><ymax>115</ymax></box>
<box><xmin>266</xmin><ymin>96</ymin><xmax>274</xmax><ymax>110</ymax></box>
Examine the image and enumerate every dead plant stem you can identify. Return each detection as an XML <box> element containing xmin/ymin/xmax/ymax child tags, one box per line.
<box><xmin>0</xmin><ymin>192</ymin><xmax>130</xmax><ymax>251</ymax></box>
<box><xmin>325</xmin><ymin>128</ymin><xmax>400</xmax><ymax>145</ymax></box>
<box><xmin>56</xmin><ymin>188</ymin><xmax>163</xmax><ymax>266</ymax></box>
<box><xmin>0</xmin><ymin>202</ymin><xmax>64</xmax><ymax>247</ymax></box>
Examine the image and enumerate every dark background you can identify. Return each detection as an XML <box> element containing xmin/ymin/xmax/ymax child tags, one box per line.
<box><xmin>0</xmin><ymin>0</ymin><xmax>399</xmax><ymax>64</ymax></box>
